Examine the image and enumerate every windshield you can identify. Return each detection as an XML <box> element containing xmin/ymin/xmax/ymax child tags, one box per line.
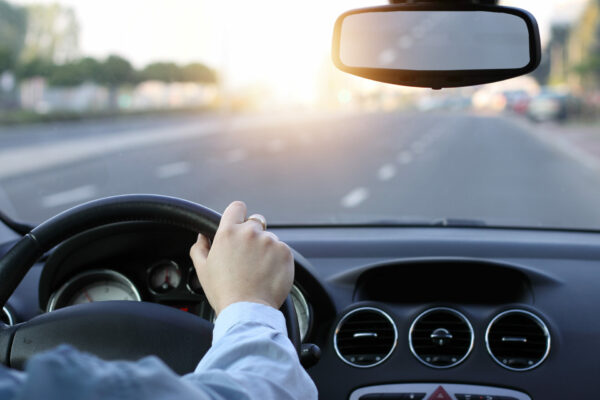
<box><xmin>1</xmin><ymin>0</ymin><xmax>599</xmax><ymax>229</ymax></box>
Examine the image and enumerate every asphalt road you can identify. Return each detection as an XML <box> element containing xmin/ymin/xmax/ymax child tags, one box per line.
<box><xmin>2</xmin><ymin>110</ymin><xmax>600</xmax><ymax>229</ymax></box>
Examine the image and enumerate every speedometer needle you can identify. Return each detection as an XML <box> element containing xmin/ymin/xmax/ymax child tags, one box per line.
<box><xmin>84</xmin><ymin>291</ymin><xmax>93</xmax><ymax>302</ymax></box>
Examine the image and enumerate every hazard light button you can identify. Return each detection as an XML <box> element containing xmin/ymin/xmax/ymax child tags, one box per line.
<box><xmin>428</xmin><ymin>386</ymin><xmax>453</xmax><ymax>400</ymax></box>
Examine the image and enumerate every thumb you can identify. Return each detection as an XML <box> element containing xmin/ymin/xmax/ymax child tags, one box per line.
<box><xmin>190</xmin><ymin>233</ymin><xmax>210</xmax><ymax>267</ymax></box>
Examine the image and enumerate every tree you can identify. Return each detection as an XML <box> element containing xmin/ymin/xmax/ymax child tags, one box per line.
<box><xmin>137</xmin><ymin>62</ymin><xmax>216</xmax><ymax>83</ymax></box>
<box><xmin>20</xmin><ymin>3</ymin><xmax>80</xmax><ymax>64</ymax></box>
<box><xmin>48</xmin><ymin>62</ymin><xmax>84</xmax><ymax>86</ymax></box>
<box><xmin>181</xmin><ymin>63</ymin><xmax>216</xmax><ymax>83</ymax></box>
<box><xmin>140</xmin><ymin>62</ymin><xmax>182</xmax><ymax>82</ymax></box>
<box><xmin>77</xmin><ymin>57</ymin><xmax>103</xmax><ymax>81</ymax></box>
<box><xmin>14</xmin><ymin>57</ymin><xmax>54</xmax><ymax>79</ymax></box>
<box><xmin>98</xmin><ymin>55</ymin><xmax>135</xmax><ymax>86</ymax></box>
<box><xmin>0</xmin><ymin>0</ymin><xmax>26</xmax><ymax>72</ymax></box>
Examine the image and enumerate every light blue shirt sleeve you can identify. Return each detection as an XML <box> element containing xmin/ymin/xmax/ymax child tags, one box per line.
<box><xmin>0</xmin><ymin>302</ymin><xmax>318</xmax><ymax>400</ymax></box>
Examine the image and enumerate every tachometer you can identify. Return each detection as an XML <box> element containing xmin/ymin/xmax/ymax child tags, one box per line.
<box><xmin>47</xmin><ymin>270</ymin><xmax>141</xmax><ymax>311</ymax></box>
<box><xmin>148</xmin><ymin>260</ymin><xmax>181</xmax><ymax>293</ymax></box>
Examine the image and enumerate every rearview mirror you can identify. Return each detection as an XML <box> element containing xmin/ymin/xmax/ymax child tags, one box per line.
<box><xmin>332</xmin><ymin>5</ymin><xmax>541</xmax><ymax>89</ymax></box>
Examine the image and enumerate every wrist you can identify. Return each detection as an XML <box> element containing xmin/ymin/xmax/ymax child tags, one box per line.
<box><xmin>214</xmin><ymin>297</ymin><xmax>276</xmax><ymax>316</ymax></box>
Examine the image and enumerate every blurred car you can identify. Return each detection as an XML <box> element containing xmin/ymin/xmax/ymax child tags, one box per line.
<box><xmin>527</xmin><ymin>88</ymin><xmax>581</xmax><ymax>122</ymax></box>
<box><xmin>502</xmin><ymin>90</ymin><xmax>530</xmax><ymax>115</ymax></box>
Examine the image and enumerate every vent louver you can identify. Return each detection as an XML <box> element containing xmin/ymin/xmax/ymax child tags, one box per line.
<box><xmin>486</xmin><ymin>309</ymin><xmax>550</xmax><ymax>371</ymax></box>
<box><xmin>334</xmin><ymin>307</ymin><xmax>397</xmax><ymax>368</ymax></box>
<box><xmin>409</xmin><ymin>307</ymin><xmax>473</xmax><ymax>368</ymax></box>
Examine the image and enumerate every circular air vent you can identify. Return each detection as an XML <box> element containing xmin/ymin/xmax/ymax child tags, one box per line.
<box><xmin>486</xmin><ymin>309</ymin><xmax>550</xmax><ymax>371</ymax></box>
<box><xmin>334</xmin><ymin>307</ymin><xmax>397</xmax><ymax>368</ymax></box>
<box><xmin>1</xmin><ymin>307</ymin><xmax>14</xmax><ymax>326</ymax></box>
<box><xmin>409</xmin><ymin>307</ymin><xmax>474</xmax><ymax>368</ymax></box>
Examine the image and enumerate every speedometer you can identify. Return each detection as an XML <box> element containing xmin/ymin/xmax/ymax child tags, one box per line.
<box><xmin>47</xmin><ymin>270</ymin><xmax>141</xmax><ymax>311</ymax></box>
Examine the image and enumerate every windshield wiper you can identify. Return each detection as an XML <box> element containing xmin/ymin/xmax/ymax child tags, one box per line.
<box><xmin>0</xmin><ymin>210</ymin><xmax>34</xmax><ymax>235</ymax></box>
<box><xmin>430</xmin><ymin>218</ymin><xmax>487</xmax><ymax>227</ymax></box>
<box><xmin>357</xmin><ymin>217</ymin><xmax>488</xmax><ymax>227</ymax></box>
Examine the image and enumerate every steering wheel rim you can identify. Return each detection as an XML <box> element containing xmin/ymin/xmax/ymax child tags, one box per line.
<box><xmin>0</xmin><ymin>194</ymin><xmax>300</xmax><ymax>373</ymax></box>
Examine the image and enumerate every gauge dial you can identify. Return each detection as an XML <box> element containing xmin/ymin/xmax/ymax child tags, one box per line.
<box><xmin>70</xmin><ymin>280</ymin><xmax>139</xmax><ymax>304</ymax></box>
<box><xmin>47</xmin><ymin>270</ymin><xmax>141</xmax><ymax>311</ymax></box>
<box><xmin>187</xmin><ymin>267</ymin><xmax>203</xmax><ymax>294</ymax></box>
<box><xmin>148</xmin><ymin>261</ymin><xmax>181</xmax><ymax>293</ymax></box>
<box><xmin>290</xmin><ymin>285</ymin><xmax>311</xmax><ymax>341</ymax></box>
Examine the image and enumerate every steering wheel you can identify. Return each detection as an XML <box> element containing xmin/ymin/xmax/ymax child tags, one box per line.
<box><xmin>0</xmin><ymin>195</ymin><xmax>300</xmax><ymax>374</ymax></box>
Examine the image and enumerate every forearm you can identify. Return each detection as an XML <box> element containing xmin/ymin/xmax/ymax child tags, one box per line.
<box><xmin>187</xmin><ymin>302</ymin><xmax>317</xmax><ymax>400</ymax></box>
<box><xmin>0</xmin><ymin>303</ymin><xmax>316</xmax><ymax>400</ymax></box>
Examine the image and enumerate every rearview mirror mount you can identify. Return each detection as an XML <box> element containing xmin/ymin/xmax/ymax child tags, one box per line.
<box><xmin>332</xmin><ymin>4</ymin><xmax>541</xmax><ymax>89</ymax></box>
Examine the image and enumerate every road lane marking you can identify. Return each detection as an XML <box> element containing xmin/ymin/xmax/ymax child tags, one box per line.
<box><xmin>377</xmin><ymin>164</ymin><xmax>396</xmax><ymax>181</ymax></box>
<box><xmin>155</xmin><ymin>161</ymin><xmax>191</xmax><ymax>179</ymax></box>
<box><xmin>0</xmin><ymin>122</ymin><xmax>220</xmax><ymax>180</ymax></box>
<box><xmin>0</xmin><ymin>111</ymin><xmax>364</xmax><ymax>180</ymax></box>
<box><xmin>341</xmin><ymin>187</ymin><xmax>369</xmax><ymax>208</ymax></box>
<box><xmin>224</xmin><ymin>148</ymin><xmax>247</xmax><ymax>164</ymax></box>
<box><xmin>398</xmin><ymin>151</ymin><xmax>413</xmax><ymax>164</ymax></box>
<box><xmin>528</xmin><ymin>127</ymin><xmax>600</xmax><ymax>172</ymax></box>
<box><xmin>41</xmin><ymin>185</ymin><xmax>97</xmax><ymax>208</ymax></box>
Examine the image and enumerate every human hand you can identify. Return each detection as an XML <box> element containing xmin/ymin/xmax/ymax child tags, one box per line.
<box><xmin>189</xmin><ymin>201</ymin><xmax>294</xmax><ymax>316</ymax></box>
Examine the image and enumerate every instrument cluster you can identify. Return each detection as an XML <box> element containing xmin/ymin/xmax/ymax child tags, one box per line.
<box><xmin>46</xmin><ymin>260</ymin><xmax>313</xmax><ymax>341</ymax></box>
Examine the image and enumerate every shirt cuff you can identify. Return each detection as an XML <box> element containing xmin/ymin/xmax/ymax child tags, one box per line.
<box><xmin>212</xmin><ymin>302</ymin><xmax>287</xmax><ymax>344</ymax></box>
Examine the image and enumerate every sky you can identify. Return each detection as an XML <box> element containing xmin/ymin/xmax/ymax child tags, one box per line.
<box><xmin>11</xmin><ymin>0</ymin><xmax>590</xmax><ymax>103</ymax></box>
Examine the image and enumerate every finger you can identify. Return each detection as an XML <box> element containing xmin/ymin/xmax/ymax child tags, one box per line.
<box><xmin>190</xmin><ymin>233</ymin><xmax>210</xmax><ymax>266</ymax></box>
<box><xmin>245</xmin><ymin>213</ymin><xmax>267</xmax><ymax>231</ymax></box>
<box><xmin>262</xmin><ymin>231</ymin><xmax>279</xmax><ymax>241</ymax></box>
<box><xmin>220</xmin><ymin>201</ymin><xmax>247</xmax><ymax>227</ymax></box>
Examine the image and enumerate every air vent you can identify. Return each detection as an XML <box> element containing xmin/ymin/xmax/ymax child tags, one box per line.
<box><xmin>409</xmin><ymin>307</ymin><xmax>474</xmax><ymax>368</ymax></box>
<box><xmin>1</xmin><ymin>307</ymin><xmax>14</xmax><ymax>326</ymax></box>
<box><xmin>486</xmin><ymin>309</ymin><xmax>550</xmax><ymax>371</ymax></box>
<box><xmin>334</xmin><ymin>307</ymin><xmax>397</xmax><ymax>368</ymax></box>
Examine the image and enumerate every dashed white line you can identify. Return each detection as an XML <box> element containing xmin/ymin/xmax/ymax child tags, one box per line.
<box><xmin>398</xmin><ymin>151</ymin><xmax>413</xmax><ymax>164</ymax></box>
<box><xmin>341</xmin><ymin>187</ymin><xmax>369</xmax><ymax>208</ymax></box>
<box><xmin>377</xmin><ymin>164</ymin><xmax>397</xmax><ymax>181</ymax></box>
<box><xmin>224</xmin><ymin>148</ymin><xmax>247</xmax><ymax>164</ymax></box>
<box><xmin>155</xmin><ymin>161</ymin><xmax>191</xmax><ymax>179</ymax></box>
<box><xmin>41</xmin><ymin>185</ymin><xmax>97</xmax><ymax>208</ymax></box>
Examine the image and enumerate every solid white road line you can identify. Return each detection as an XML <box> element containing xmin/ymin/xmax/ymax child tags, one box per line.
<box><xmin>341</xmin><ymin>187</ymin><xmax>369</xmax><ymax>208</ymax></box>
<box><xmin>41</xmin><ymin>185</ymin><xmax>97</xmax><ymax>208</ymax></box>
<box><xmin>155</xmin><ymin>161</ymin><xmax>191</xmax><ymax>179</ymax></box>
<box><xmin>0</xmin><ymin>122</ymin><xmax>220</xmax><ymax>180</ymax></box>
<box><xmin>377</xmin><ymin>163</ymin><xmax>397</xmax><ymax>181</ymax></box>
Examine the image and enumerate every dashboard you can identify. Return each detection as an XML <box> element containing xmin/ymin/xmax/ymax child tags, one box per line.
<box><xmin>2</xmin><ymin>222</ymin><xmax>600</xmax><ymax>398</ymax></box>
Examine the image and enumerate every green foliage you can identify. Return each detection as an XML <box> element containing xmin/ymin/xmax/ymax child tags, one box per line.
<box><xmin>97</xmin><ymin>55</ymin><xmax>135</xmax><ymax>86</ymax></box>
<box><xmin>181</xmin><ymin>63</ymin><xmax>217</xmax><ymax>83</ymax></box>
<box><xmin>573</xmin><ymin>55</ymin><xmax>600</xmax><ymax>78</ymax></box>
<box><xmin>0</xmin><ymin>0</ymin><xmax>27</xmax><ymax>72</ymax></box>
<box><xmin>15</xmin><ymin>58</ymin><xmax>54</xmax><ymax>79</ymax></box>
<box><xmin>140</xmin><ymin>62</ymin><xmax>217</xmax><ymax>83</ymax></box>
<box><xmin>140</xmin><ymin>62</ymin><xmax>181</xmax><ymax>82</ymax></box>
<box><xmin>48</xmin><ymin>62</ymin><xmax>85</xmax><ymax>86</ymax></box>
<box><xmin>20</xmin><ymin>3</ymin><xmax>79</xmax><ymax>63</ymax></box>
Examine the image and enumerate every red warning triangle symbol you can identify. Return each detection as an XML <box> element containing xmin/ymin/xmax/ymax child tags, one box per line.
<box><xmin>427</xmin><ymin>386</ymin><xmax>453</xmax><ymax>400</ymax></box>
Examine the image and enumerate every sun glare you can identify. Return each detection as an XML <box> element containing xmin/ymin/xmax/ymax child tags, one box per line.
<box><xmin>214</xmin><ymin>1</ymin><xmax>381</xmax><ymax>108</ymax></box>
